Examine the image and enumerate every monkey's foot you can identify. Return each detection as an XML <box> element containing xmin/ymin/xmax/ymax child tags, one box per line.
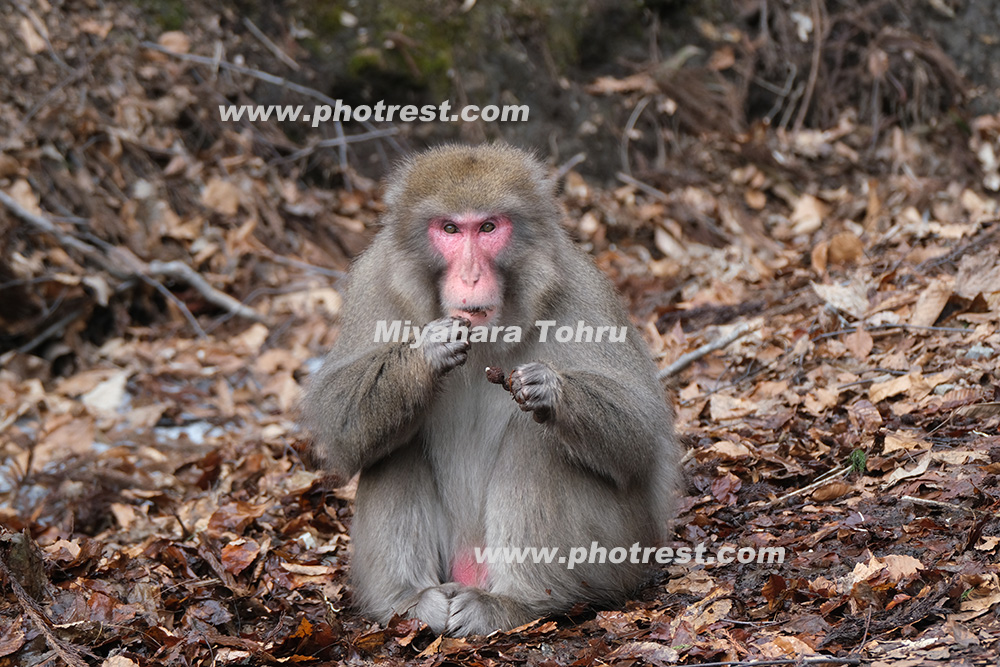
<box><xmin>411</xmin><ymin>583</ymin><xmax>464</xmax><ymax>634</ymax></box>
<box><xmin>445</xmin><ymin>587</ymin><xmax>537</xmax><ymax>636</ymax></box>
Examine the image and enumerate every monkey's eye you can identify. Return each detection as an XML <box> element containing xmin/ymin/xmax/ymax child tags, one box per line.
<box><xmin>443</xmin><ymin>222</ymin><xmax>459</xmax><ymax>234</ymax></box>
<box><xmin>480</xmin><ymin>221</ymin><xmax>496</xmax><ymax>233</ymax></box>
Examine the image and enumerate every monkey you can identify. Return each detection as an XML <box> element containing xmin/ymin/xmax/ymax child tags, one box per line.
<box><xmin>303</xmin><ymin>144</ymin><xmax>680</xmax><ymax>636</ymax></box>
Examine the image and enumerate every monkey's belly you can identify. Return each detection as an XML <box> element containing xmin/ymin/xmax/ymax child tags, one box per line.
<box><xmin>421</xmin><ymin>358</ymin><xmax>654</xmax><ymax>598</ymax></box>
<box><xmin>424</xmin><ymin>362</ymin><xmax>511</xmax><ymax>526</ymax></box>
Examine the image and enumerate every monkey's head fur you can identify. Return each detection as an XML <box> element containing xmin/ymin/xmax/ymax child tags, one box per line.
<box><xmin>384</xmin><ymin>144</ymin><xmax>562</xmax><ymax>247</ymax></box>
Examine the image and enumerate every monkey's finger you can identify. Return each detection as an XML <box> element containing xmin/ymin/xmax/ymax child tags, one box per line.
<box><xmin>511</xmin><ymin>382</ymin><xmax>535</xmax><ymax>404</ymax></box>
<box><xmin>514</xmin><ymin>398</ymin><xmax>551</xmax><ymax>423</ymax></box>
<box><xmin>520</xmin><ymin>397</ymin><xmax>544</xmax><ymax>411</ymax></box>
<box><xmin>516</xmin><ymin>387</ymin><xmax>547</xmax><ymax>407</ymax></box>
<box><xmin>521</xmin><ymin>382</ymin><xmax>551</xmax><ymax>400</ymax></box>
<box><xmin>509</xmin><ymin>371</ymin><xmax>537</xmax><ymax>391</ymax></box>
<box><xmin>508</xmin><ymin>378</ymin><xmax>523</xmax><ymax>398</ymax></box>
<box><xmin>425</xmin><ymin>340</ymin><xmax>469</xmax><ymax>374</ymax></box>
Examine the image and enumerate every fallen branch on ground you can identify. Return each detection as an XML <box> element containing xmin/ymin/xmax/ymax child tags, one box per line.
<box><xmin>0</xmin><ymin>189</ymin><xmax>269</xmax><ymax>337</ymax></box>
<box><xmin>0</xmin><ymin>534</ymin><xmax>92</xmax><ymax>667</ymax></box>
<box><xmin>659</xmin><ymin>321</ymin><xmax>759</xmax><ymax>379</ymax></box>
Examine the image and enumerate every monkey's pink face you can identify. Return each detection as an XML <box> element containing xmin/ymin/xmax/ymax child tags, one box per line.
<box><xmin>428</xmin><ymin>213</ymin><xmax>513</xmax><ymax>326</ymax></box>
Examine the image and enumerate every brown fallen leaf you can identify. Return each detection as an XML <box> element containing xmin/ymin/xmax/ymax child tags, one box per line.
<box><xmin>910</xmin><ymin>276</ymin><xmax>954</xmax><ymax>326</ymax></box>
<box><xmin>202</xmin><ymin>177</ymin><xmax>242</xmax><ymax>216</ymax></box>
<box><xmin>221</xmin><ymin>538</ymin><xmax>261</xmax><ymax>575</ymax></box>
<box><xmin>844</xmin><ymin>326</ymin><xmax>873</xmax><ymax>359</ymax></box>
<box><xmin>883</xmin><ymin>430</ymin><xmax>932</xmax><ymax>453</ymax></box>
<box><xmin>828</xmin><ymin>231</ymin><xmax>865</xmax><ymax>265</ymax></box>
<box><xmin>869</xmin><ymin>373</ymin><xmax>913</xmax><ymax>403</ymax></box>
<box><xmin>811</xmin><ymin>277</ymin><xmax>870</xmax><ymax>319</ymax></box>
<box><xmin>811</xmin><ymin>481</ymin><xmax>853</xmax><ymax>502</ymax></box>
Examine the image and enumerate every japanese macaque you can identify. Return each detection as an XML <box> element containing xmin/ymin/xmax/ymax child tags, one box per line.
<box><xmin>304</xmin><ymin>144</ymin><xmax>679</xmax><ymax>636</ymax></box>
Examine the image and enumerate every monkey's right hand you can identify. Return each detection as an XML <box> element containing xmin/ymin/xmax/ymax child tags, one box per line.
<box><xmin>422</xmin><ymin>316</ymin><xmax>471</xmax><ymax>375</ymax></box>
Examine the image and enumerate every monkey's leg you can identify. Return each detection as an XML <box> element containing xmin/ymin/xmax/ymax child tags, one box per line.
<box><xmin>439</xmin><ymin>425</ymin><xmax>654</xmax><ymax>637</ymax></box>
<box><xmin>436</xmin><ymin>524</ymin><xmax>567</xmax><ymax>636</ymax></box>
<box><xmin>349</xmin><ymin>444</ymin><xmax>451</xmax><ymax>628</ymax></box>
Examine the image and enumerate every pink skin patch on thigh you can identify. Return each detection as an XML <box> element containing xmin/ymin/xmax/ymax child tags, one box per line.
<box><xmin>451</xmin><ymin>548</ymin><xmax>488</xmax><ymax>587</ymax></box>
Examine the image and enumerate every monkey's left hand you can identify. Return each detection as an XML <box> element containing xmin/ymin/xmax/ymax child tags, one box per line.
<box><xmin>509</xmin><ymin>362</ymin><xmax>560</xmax><ymax>423</ymax></box>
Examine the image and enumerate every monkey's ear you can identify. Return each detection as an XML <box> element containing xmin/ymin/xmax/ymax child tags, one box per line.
<box><xmin>545</xmin><ymin>173</ymin><xmax>562</xmax><ymax>198</ymax></box>
<box><xmin>530</xmin><ymin>158</ymin><xmax>558</xmax><ymax>200</ymax></box>
<box><xmin>380</xmin><ymin>157</ymin><xmax>414</xmax><ymax>213</ymax></box>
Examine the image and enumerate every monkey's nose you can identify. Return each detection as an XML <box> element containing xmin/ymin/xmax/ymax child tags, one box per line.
<box><xmin>461</xmin><ymin>264</ymin><xmax>481</xmax><ymax>286</ymax></box>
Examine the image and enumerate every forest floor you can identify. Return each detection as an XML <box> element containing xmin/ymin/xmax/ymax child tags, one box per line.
<box><xmin>1</xmin><ymin>2</ymin><xmax>999</xmax><ymax>666</ymax></box>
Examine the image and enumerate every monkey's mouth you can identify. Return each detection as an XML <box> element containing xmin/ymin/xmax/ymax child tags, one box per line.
<box><xmin>451</xmin><ymin>306</ymin><xmax>497</xmax><ymax>326</ymax></box>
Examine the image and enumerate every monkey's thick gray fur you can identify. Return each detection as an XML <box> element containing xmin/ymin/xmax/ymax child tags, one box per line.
<box><xmin>303</xmin><ymin>143</ymin><xmax>680</xmax><ymax>636</ymax></box>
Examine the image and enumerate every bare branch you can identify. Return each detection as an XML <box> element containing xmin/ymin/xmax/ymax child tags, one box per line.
<box><xmin>149</xmin><ymin>260</ymin><xmax>266</xmax><ymax>325</ymax></box>
<box><xmin>0</xmin><ymin>189</ymin><xmax>269</xmax><ymax>336</ymax></box>
<box><xmin>659</xmin><ymin>321</ymin><xmax>759</xmax><ymax>379</ymax></box>
<box><xmin>242</xmin><ymin>17</ymin><xmax>300</xmax><ymax>71</ymax></box>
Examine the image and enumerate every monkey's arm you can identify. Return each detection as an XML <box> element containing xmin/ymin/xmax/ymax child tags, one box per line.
<box><xmin>304</xmin><ymin>317</ymin><xmax>469</xmax><ymax>478</ymax></box>
<box><xmin>510</xmin><ymin>363</ymin><xmax>667</xmax><ymax>489</ymax></box>
<box><xmin>304</xmin><ymin>344</ymin><xmax>433</xmax><ymax>477</ymax></box>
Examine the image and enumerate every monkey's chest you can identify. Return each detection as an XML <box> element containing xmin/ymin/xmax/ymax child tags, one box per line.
<box><xmin>421</xmin><ymin>364</ymin><xmax>519</xmax><ymax>530</ymax></box>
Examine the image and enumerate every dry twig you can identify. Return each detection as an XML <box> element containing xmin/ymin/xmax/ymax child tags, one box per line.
<box><xmin>554</xmin><ymin>152</ymin><xmax>586</xmax><ymax>183</ymax></box>
<box><xmin>139</xmin><ymin>40</ymin><xmax>404</xmax><ymax>186</ymax></box>
<box><xmin>242</xmin><ymin>17</ymin><xmax>300</xmax><ymax>71</ymax></box>
<box><xmin>616</xmin><ymin>171</ymin><xmax>670</xmax><ymax>202</ymax></box>
<box><xmin>149</xmin><ymin>260</ymin><xmax>265</xmax><ymax>325</ymax></box>
<box><xmin>678</xmin><ymin>658</ymin><xmax>859</xmax><ymax>667</ymax></box>
<box><xmin>792</xmin><ymin>0</ymin><xmax>824</xmax><ymax>134</ymax></box>
<box><xmin>659</xmin><ymin>321</ymin><xmax>759</xmax><ymax>379</ymax></box>
<box><xmin>768</xmin><ymin>465</ymin><xmax>851</xmax><ymax>507</ymax></box>
<box><xmin>903</xmin><ymin>495</ymin><xmax>1000</xmax><ymax>518</ymax></box>
<box><xmin>0</xmin><ymin>189</ymin><xmax>269</xmax><ymax>337</ymax></box>
<box><xmin>13</xmin><ymin>1</ymin><xmax>71</xmax><ymax>71</ymax></box>
<box><xmin>620</xmin><ymin>96</ymin><xmax>652</xmax><ymax>176</ymax></box>
<box><xmin>0</xmin><ymin>540</ymin><xmax>91</xmax><ymax>667</ymax></box>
